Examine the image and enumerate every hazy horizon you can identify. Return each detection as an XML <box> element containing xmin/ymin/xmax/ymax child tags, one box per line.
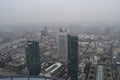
<box><xmin>0</xmin><ymin>0</ymin><xmax>120</xmax><ymax>25</ymax></box>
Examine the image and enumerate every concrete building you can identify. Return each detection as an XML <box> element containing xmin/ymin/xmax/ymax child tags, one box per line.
<box><xmin>20</xmin><ymin>67</ymin><xmax>29</xmax><ymax>75</ymax></box>
<box><xmin>7</xmin><ymin>59</ymin><xmax>25</xmax><ymax>71</ymax></box>
<box><xmin>40</xmin><ymin>62</ymin><xmax>65</xmax><ymax>78</ymax></box>
<box><xmin>88</xmin><ymin>64</ymin><xmax>97</xmax><ymax>80</ymax></box>
<box><xmin>58</xmin><ymin>32</ymin><xmax>68</xmax><ymax>64</ymax></box>
<box><xmin>87</xmin><ymin>65</ymin><xmax>113</xmax><ymax>80</ymax></box>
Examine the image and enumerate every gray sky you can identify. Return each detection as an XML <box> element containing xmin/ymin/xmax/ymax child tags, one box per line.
<box><xmin>0</xmin><ymin>0</ymin><xmax>120</xmax><ymax>24</ymax></box>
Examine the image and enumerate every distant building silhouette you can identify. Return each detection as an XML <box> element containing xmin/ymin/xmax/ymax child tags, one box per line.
<box><xmin>104</xmin><ymin>27</ymin><xmax>110</xmax><ymax>35</ymax></box>
<box><xmin>41</xmin><ymin>27</ymin><xmax>48</xmax><ymax>36</ymax></box>
<box><xmin>25</xmin><ymin>40</ymin><xmax>41</xmax><ymax>75</ymax></box>
<box><xmin>68</xmin><ymin>34</ymin><xmax>78</xmax><ymax>80</ymax></box>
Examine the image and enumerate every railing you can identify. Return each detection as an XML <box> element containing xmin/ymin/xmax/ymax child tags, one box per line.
<box><xmin>0</xmin><ymin>75</ymin><xmax>66</xmax><ymax>80</ymax></box>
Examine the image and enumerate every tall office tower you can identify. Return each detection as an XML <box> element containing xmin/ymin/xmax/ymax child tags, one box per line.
<box><xmin>41</xmin><ymin>27</ymin><xmax>48</xmax><ymax>36</ymax></box>
<box><xmin>58</xmin><ymin>32</ymin><xmax>68</xmax><ymax>64</ymax></box>
<box><xmin>25</xmin><ymin>40</ymin><xmax>41</xmax><ymax>75</ymax></box>
<box><xmin>68</xmin><ymin>35</ymin><xmax>78</xmax><ymax>80</ymax></box>
<box><xmin>44</xmin><ymin>27</ymin><xmax>48</xmax><ymax>33</ymax></box>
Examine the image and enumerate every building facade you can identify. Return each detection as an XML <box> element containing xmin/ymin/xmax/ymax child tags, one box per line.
<box><xmin>68</xmin><ymin>35</ymin><xmax>78</xmax><ymax>80</ymax></box>
<box><xmin>25</xmin><ymin>40</ymin><xmax>41</xmax><ymax>75</ymax></box>
<box><xmin>58</xmin><ymin>32</ymin><xmax>68</xmax><ymax>64</ymax></box>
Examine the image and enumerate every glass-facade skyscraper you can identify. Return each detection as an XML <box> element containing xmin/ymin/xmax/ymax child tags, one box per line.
<box><xmin>25</xmin><ymin>40</ymin><xmax>41</xmax><ymax>75</ymax></box>
<box><xmin>68</xmin><ymin>35</ymin><xmax>78</xmax><ymax>80</ymax></box>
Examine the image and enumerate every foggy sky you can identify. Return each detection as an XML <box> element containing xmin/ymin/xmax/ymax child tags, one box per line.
<box><xmin>0</xmin><ymin>0</ymin><xmax>120</xmax><ymax>24</ymax></box>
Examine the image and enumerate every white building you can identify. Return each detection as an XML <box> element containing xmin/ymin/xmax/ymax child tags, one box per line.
<box><xmin>40</xmin><ymin>62</ymin><xmax>64</xmax><ymax>78</ymax></box>
<box><xmin>58</xmin><ymin>32</ymin><xmax>68</xmax><ymax>64</ymax></box>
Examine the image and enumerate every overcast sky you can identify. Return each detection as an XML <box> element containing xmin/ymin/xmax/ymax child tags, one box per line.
<box><xmin>0</xmin><ymin>0</ymin><xmax>120</xmax><ymax>24</ymax></box>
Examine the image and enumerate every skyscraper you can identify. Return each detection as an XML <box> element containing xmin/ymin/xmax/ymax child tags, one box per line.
<box><xmin>25</xmin><ymin>40</ymin><xmax>41</xmax><ymax>75</ymax></box>
<box><xmin>41</xmin><ymin>27</ymin><xmax>48</xmax><ymax>36</ymax></box>
<box><xmin>68</xmin><ymin>35</ymin><xmax>78</xmax><ymax>80</ymax></box>
<box><xmin>58</xmin><ymin>32</ymin><xmax>68</xmax><ymax>64</ymax></box>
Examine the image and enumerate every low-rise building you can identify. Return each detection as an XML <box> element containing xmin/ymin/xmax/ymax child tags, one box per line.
<box><xmin>40</xmin><ymin>62</ymin><xmax>65</xmax><ymax>78</ymax></box>
<box><xmin>7</xmin><ymin>59</ymin><xmax>25</xmax><ymax>71</ymax></box>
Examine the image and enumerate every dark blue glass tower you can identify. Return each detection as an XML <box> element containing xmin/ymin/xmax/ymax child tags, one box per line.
<box><xmin>25</xmin><ymin>40</ymin><xmax>41</xmax><ymax>75</ymax></box>
<box><xmin>68</xmin><ymin>35</ymin><xmax>78</xmax><ymax>80</ymax></box>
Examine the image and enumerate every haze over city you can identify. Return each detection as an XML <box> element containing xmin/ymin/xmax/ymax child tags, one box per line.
<box><xmin>1</xmin><ymin>0</ymin><xmax>120</xmax><ymax>80</ymax></box>
<box><xmin>0</xmin><ymin>0</ymin><xmax>120</xmax><ymax>25</ymax></box>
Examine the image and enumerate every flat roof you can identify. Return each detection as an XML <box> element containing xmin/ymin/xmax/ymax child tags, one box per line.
<box><xmin>43</xmin><ymin>63</ymin><xmax>62</xmax><ymax>77</ymax></box>
<box><xmin>8</xmin><ymin>60</ymin><xmax>25</xmax><ymax>67</ymax></box>
<box><xmin>97</xmin><ymin>65</ymin><xmax>103</xmax><ymax>80</ymax></box>
<box><xmin>45</xmin><ymin>63</ymin><xmax>62</xmax><ymax>73</ymax></box>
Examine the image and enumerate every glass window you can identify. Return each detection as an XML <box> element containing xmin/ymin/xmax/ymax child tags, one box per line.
<box><xmin>46</xmin><ymin>79</ymin><xmax>52</xmax><ymax>80</ymax></box>
<box><xmin>0</xmin><ymin>78</ymin><xmax>11</xmax><ymax>80</ymax></box>
<box><xmin>29</xmin><ymin>78</ymin><xmax>45</xmax><ymax>80</ymax></box>
<box><xmin>12</xmin><ymin>78</ymin><xmax>28</xmax><ymax>80</ymax></box>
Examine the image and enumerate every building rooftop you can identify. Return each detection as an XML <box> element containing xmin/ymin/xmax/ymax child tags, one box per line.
<box><xmin>88</xmin><ymin>64</ymin><xmax>97</xmax><ymax>80</ymax></box>
<box><xmin>43</xmin><ymin>63</ymin><xmax>63</xmax><ymax>77</ymax></box>
<box><xmin>8</xmin><ymin>60</ymin><xmax>25</xmax><ymax>67</ymax></box>
<box><xmin>97</xmin><ymin>65</ymin><xmax>103</xmax><ymax>80</ymax></box>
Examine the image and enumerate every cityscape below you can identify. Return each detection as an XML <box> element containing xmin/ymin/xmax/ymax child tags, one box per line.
<box><xmin>0</xmin><ymin>0</ymin><xmax>120</xmax><ymax>80</ymax></box>
<box><xmin>0</xmin><ymin>24</ymin><xmax>120</xmax><ymax>80</ymax></box>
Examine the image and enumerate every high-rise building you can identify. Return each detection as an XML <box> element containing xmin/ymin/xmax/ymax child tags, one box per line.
<box><xmin>58</xmin><ymin>32</ymin><xmax>68</xmax><ymax>64</ymax></box>
<box><xmin>41</xmin><ymin>27</ymin><xmax>48</xmax><ymax>36</ymax></box>
<box><xmin>25</xmin><ymin>40</ymin><xmax>41</xmax><ymax>75</ymax></box>
<box><xmin>68</xmin><ymin>35</ymin><xmax>78</xmax><ymax>80</ymax></box>
<box><xmin>44</xmin><ymin>27</ymin><xmax>48</xmax><ymax>33</ymax></box>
